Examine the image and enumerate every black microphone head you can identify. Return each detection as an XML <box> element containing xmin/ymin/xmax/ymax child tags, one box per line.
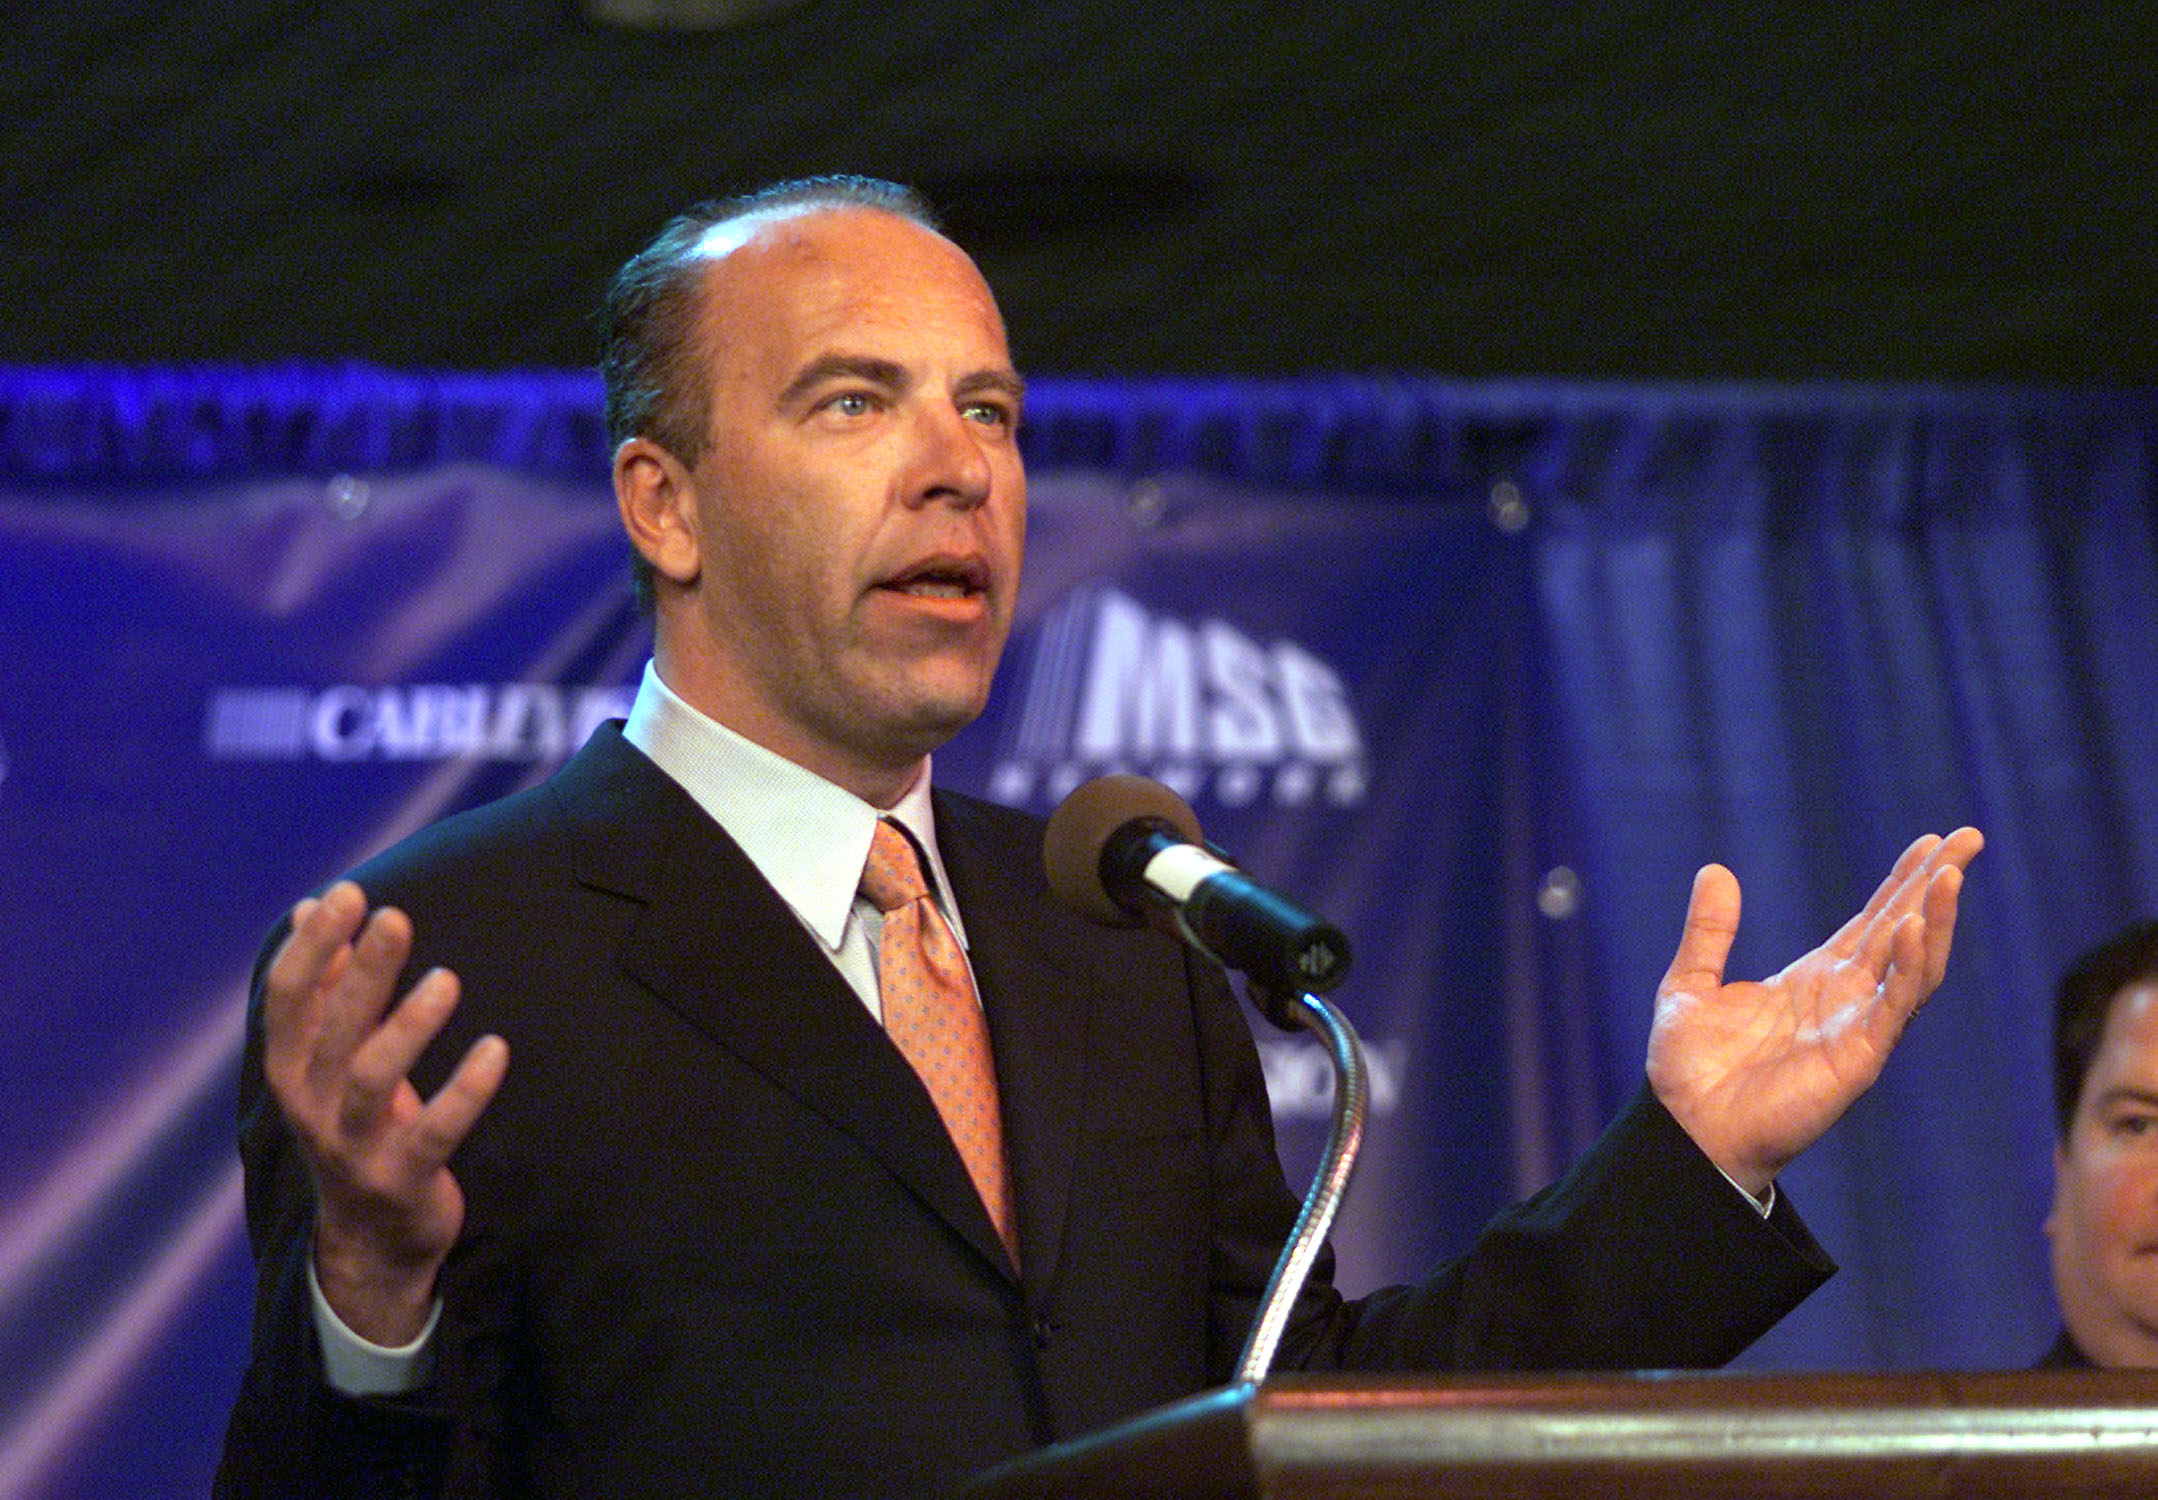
<box><xmin>1042</xmin><ymin>774</ymin><xmax>1204</xmax><ymax>927</ymax></box>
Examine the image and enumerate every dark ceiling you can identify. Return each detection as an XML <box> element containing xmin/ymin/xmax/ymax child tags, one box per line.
<box><xmin>4</xmin><ymin>2</ymin><xmax>2153</xmax><ymax>383</ymax></box>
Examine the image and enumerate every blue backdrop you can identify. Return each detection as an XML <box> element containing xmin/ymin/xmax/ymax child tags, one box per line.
<box><xmin>1</xmin><ymin>366</ymin><xmax>2154</xmax><ymax>1498</ymax></box>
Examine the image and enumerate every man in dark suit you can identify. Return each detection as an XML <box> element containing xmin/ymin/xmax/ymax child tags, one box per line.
<box><xmin>216</xmin><ymin>176</ymin><xmax>1983</xmax><ymax>1498</ymax></box>
<box><xmin>2039</xmin><ymin>919</ymin><xmax>2158</xmax><ymax>1368</ymax></box>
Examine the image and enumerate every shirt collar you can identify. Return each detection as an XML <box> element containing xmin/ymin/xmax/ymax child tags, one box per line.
<box><xmin>619</xmin><ymin>662</ymin><xmax>966</xmax><ymax>954</ymax></box>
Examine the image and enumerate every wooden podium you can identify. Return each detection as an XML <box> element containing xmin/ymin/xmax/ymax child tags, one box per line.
<box><xmin>964</xmin><ymin>1370</ymin><xmax>2158</xmax><ymax>1498</ymax></box>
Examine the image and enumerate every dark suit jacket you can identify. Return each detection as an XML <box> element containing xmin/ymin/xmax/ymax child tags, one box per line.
<box><xmin>217</xmin><ymin>726</ymin><xmax>1833</xmax><ymax>1499</ymax></box>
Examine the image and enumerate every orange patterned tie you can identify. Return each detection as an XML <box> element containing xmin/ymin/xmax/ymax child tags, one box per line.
<box><xmin>859</xmin><ymin>819</ymin><xmax>1019</xmax><ymax>1264</ymax></box>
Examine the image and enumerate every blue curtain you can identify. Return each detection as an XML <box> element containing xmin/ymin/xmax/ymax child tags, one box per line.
<box><xmin>1515</xmin><ymin>387</ymin><xmax>2158</xmax><ymax>1366</ymax></box>
<box><xmin>2</xmin><ymin>365</ymin><xmax>2153</xmax><ymax>1499</ymax></box>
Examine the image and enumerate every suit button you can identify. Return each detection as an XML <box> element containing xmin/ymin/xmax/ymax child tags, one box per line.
<box><xmin>1031</xmin><ymin>1314</ymin><xmax>1055</xmax><ymax>1348</ymax></box>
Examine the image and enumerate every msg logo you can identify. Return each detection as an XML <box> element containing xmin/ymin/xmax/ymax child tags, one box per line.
<box><xmin>990</xmin><ymin>588</ymin><xmax>1366</xmax><ymax>811</ymax></box>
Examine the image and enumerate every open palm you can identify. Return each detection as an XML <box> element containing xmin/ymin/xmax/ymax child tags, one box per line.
<box><xmin>1646</xmin><ymin>827</ymin><xmax>1983</xmax><ymax>1197</ymax></box>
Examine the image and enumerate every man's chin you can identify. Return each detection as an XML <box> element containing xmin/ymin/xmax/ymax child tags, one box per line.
<box><xmin>2085</xmin><ymin>1275</ymin><xmax>2158</xmax><ymax>1360</ymax></box>
<box><xmin>864</xmin><ymin>685</ymin><xmax>993</xmax><ymax>762</ymax></box>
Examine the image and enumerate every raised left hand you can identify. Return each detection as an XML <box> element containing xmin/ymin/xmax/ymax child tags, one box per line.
<box><xmin>1646</xmin><ymin>826</ymin><xmax>1983</xmax><ymax>1197</ymax></box>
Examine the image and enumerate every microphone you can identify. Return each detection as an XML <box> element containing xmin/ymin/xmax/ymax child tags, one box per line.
<box><xmin>1042</xmin><ymin>774</ymin><xmax>1369</xmax><ymax>1386</ymax></box>
<box><xmin>1042</xmin><ymin>774</ymin><xmax>1352</xmax><ymax>1004</ymax></box>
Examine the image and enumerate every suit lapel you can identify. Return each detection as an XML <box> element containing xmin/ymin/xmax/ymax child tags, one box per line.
<box><xmin>935</xmin><ymin>790</ymin><xmax>1095</xmax><ymax>1294</ymax></box>
<box><xmin>552</xmin><ymin>729</ymin><xmax>1016</xmax><ymax>1277</ymax></box>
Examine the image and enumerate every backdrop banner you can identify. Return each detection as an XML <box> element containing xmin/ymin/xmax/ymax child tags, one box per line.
<box><xmin>1</xmin><ymin>367</ymin><xmax>2153</xmax><ymax>1499</ymax></box>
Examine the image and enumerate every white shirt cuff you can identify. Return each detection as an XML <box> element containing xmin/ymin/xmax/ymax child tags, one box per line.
<box><xmin>1715</xmin><ymin>1164</ymin><xmax>1777</xmax><ymax>1218</ymax></box>
<box><xmin>308</xmin><ymin>1256</ymin><xmax>441</xmax><ymax>1397</ymax></box>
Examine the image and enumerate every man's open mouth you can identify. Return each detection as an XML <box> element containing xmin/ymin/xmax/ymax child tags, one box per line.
<box><xmin>882</xmin><ymin>559</ymin><xmax>988</xmax><ymax>599</ymax></box>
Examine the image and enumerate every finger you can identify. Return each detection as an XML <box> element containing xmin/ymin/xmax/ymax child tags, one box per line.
<box><xmin>1849</xmin><ymin>876</ymin><xmax>1908</xmax><ymax>983</ymax></box>
<box><xmin>262</xmin><ymin>884</ymin><xmax>375</xmax><ymax>1090</ymax></box>
<box><xmin>1863</xmin><ymin>826</ymin><xmax>1980</xmax><ymax>992</ymax></box>
<box><xmin>1917</xmin><ymin>860</ymin><xmax>1968</xmax><ymax>994</ymax></box>
<box><xmin>1822</xmin><ymin>833</ymin><xmax>1940</xmax><ymax>961</ymax></box>
<box><xmin>264</xmin><ymin>883</ymin><xmax>367</xmax><ymax>1033</ymax></box>
<box><xmin>1864</xmin><ymin>912</ymin><xmax>1931</xmax><ymax>1040</ymax></box>
<box><xmin>1660</xmin><ymin>863</ymin><xmax>1741</xmax><ymax>999</ymax></box>
<box><xmin>393</xmin><ymin>1034</ymin><xmax>510</xmax><ymax>1181</ymax></box>
<box><xmin>1897</xmin><ymin>908</ymin><xmax>1933</xmax><ymax>1009</ymax></box>
<box><xmin>337</xmin><ymin>967</ymin><xmax>462</xmax><ymax>1138</ymax></box>
<box><xmin>1933</xmin><ymin>825</ymin><xmax>1985</xmax><ymax>876</ymax></box>
<box><xmin>303</xmin><ymin>905</ymin><xmax>417</xmax><ymax>1094</ymax></box>
<box><xmin>1850</xmin><ymin>824</ymin><xmax>1979</xmax><ymax>975</ymax></box>
<box><xmin>1899</xmin><ymin>827</ymin><xmax>1981</xmax><ymax>907</ymax></box>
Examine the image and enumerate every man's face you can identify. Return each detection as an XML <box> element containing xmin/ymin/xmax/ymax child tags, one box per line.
<box><xmin>2049</xmin><ymin>980</ymin><xmax>2158</xmax><ymax>1365</ymax></box>
<box><xmin>654</xmin><ymin>206</ymin><xmax>1027</xmax><ymax>800</ymax></box>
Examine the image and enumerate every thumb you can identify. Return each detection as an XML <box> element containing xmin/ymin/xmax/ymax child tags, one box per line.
<box><xmin>1661</xmin><ymin>863</ymin><xmax>1741</xmax><ymax>1000</ymax></box>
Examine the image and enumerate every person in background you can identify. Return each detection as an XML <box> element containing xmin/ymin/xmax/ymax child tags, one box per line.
<box><xmin>2043</xmin><ymin>918</ymin><xmax>2158</xmax><ymax>1367</ymax></box>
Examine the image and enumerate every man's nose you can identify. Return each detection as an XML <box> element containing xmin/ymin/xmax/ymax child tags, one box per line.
<box><xmin>904</xmin><ymin>401</ymin><xmax>994</xmax><ymax>510</ymax></box>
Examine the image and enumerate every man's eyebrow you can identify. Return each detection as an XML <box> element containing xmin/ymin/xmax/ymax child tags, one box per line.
<box><xmin>956</xmin><ymin>369</ymin><xmax>1027</xmax><ymax>407</ymax></box>
<box><xmin>2094</xmin><ymin>1085</ymin><xmax>2158</xmax><ymax>1111</ymax></box>
<box><xmin>776</xmin><ymin>355</ymin><xmax>1027</xmax><ymax>413</ymax></box>
<box><xmin>777</xmin><ymin>354</ymin><xmax>909</xmax><ymax>408</ymax></box>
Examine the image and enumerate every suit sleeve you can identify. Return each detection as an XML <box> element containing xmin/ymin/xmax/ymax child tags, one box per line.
<box><xmin>213</xmin><ymin>924</ymin><xmax>462</xmax><ymax>1500</ymax></box>
<box><xmin>1187</xmin><ymin>958</ymin><xmax>1834</xmax><ymax>1378</ymax></box>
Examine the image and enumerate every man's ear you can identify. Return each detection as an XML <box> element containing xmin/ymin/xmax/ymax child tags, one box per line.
<box><xmin>614</xmin><ymin>437</ymin><xmax>702</xmax><ymax>588</ymax></box>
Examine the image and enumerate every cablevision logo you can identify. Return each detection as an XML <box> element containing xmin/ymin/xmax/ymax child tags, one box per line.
<box><xmin>986</xmin><ymin>587</ymin><xmax>1367</xmax><ymax>812</ymax></box>
<box><xmin>203</xmin><ymin>684</ymin><xmax>635</xmax><ymax>763</ymax></box>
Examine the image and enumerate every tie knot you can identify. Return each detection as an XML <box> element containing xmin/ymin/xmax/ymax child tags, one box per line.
<box><xmin>860</xmin><ymin>819</ymin><xmax>931</xmax><ymax>913</ymax></box>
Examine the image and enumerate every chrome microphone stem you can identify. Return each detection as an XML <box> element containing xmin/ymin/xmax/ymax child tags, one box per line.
<box><xmin>1233</xmin><ymin>988</ymin><xmax>1368</xmax><ymax>1387</ymax></box>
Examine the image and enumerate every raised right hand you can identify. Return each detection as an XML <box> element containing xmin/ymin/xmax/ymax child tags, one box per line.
<box><xmin>261</xmin><ymin>880</ymin><xmax>508</xmax><ymax>1345</ymax></box>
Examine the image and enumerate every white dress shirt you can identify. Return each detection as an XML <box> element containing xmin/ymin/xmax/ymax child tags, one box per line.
<box><xmin>619</xmin><ymin>660</ymin><xmax>970</xmax><ymax>1021</ymax></box>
